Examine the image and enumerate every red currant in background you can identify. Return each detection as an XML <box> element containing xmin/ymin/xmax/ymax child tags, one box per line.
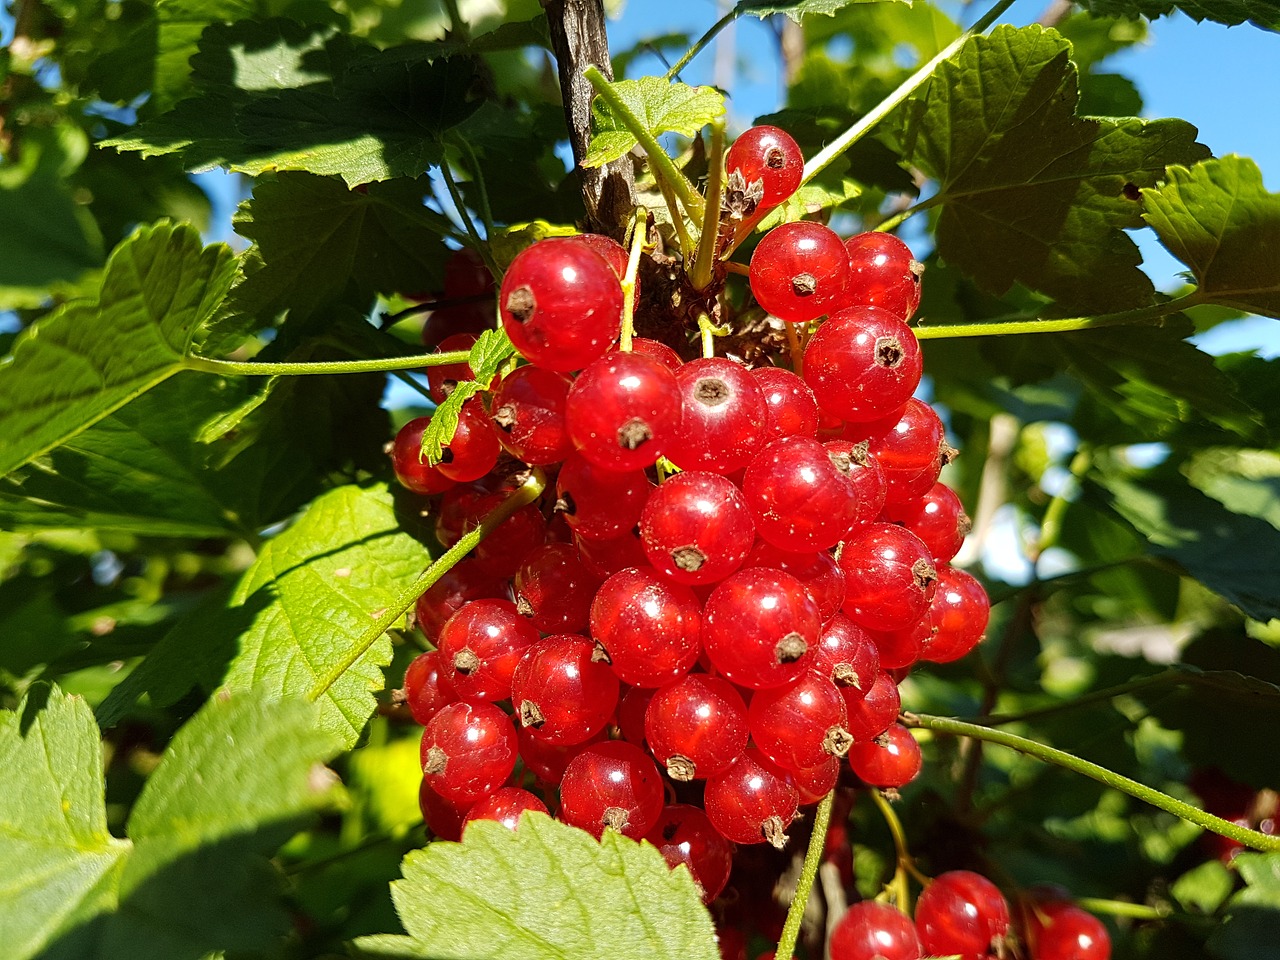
<box><xmin>391</xmin><ymin>417</ymin><xmax>455</xmax><ymax>495</ymax></box>
<box><xmin>639</xmin><ymin>471</ymin><xmax>755</xmax><ymax>585</ymax></box>
<box><xmin>645</xmin><ymin>804</ymin><xmax>736</xmax><ymax>904</ymax></box>
<box><xmin>589</xmin><ymin>566</ymin><xmax>702</xmax><ymax>687</ymax></box>
<box><xmin>841</xmin><ymin>231</ymin><xmax>923</xmax><ymax>322</ymax></box>
<box><xmin>443</xmin><ymin>246</ymin><xmax>493</xmax><ymax>300</ymax></box>
<box><xmin>829</xmin><ymin>901</ymin><xmax>923</xmax><ymax>960</ymax></box>
<box><xmin>752</xmin><ymin>366</ymin><xmax>820</xmax><ymax>440</ymax></box>
<box><xmin>436</xmin><ymin>598</ymin><xmax>540</xmax><ymax>702</ymax></box>
<box><xmin>842</xmin><ymin>670</ymin><xmax>902</xmax><ymax>741</ymax></box>
<box><xmin>425</xmin><ymin>332</ymin><xmax>480</xmax><ymax>403</ymax></box>
<box><xmin>463</xmin><ymin>787</ymin><xmax>549</xmax><ymax>833</ymax></box>
<box><xmin>558</xmin><ymin>740</ymin><xmax>665</xmax><ymax>840</ymax></box>
<box><xmin>566</xmin><ymin>351</ymin><xmax>681</xmax><ymax>472</ymax></box>
<box><xmin>915</xmin><ymin>870</ymin><xmax>1011</xmax><ymax>960</ymax></box>
<box><xmin>750</xmin><ymin>221</ymin><xmax>851</xmax><ymax>324</ymax></box>
<box><xmin>803</xmin><ymin>305</ymin><xmax>923</xmax><ymax>423</ymax></box>
<box><xmin>420</xmin><ymin>301</ymin><xmax>492</xmax><ymax>352</ymax></box>
<box><xmin>742</xmin><ymin>540</ymin><xmax>846</xmax><ymax>623</ymax></box>
<box><xmin>868</xmin><ymin>617</ymin><xmax>931</xmax><ymax>671</ymax></box>
<box><xmin>665</xmin><ymin>358</ymin><xmax>768</xmax><ymax>474</ymax></box>
<box><xmin>569</xmin><ymin>232</ymin><xmax>636</xmax><ymax>298</ymax></box>
<box><xmin>1026</xmin><ymin>902</ymin><xmax>1111</xmax><ymax>960</ymax></box>
<box><xmin>575</xmin><ymin>527</ymin><xmax>650</xmax><ymax>579</ymax></box>
<box><xmin>517</xmin><ymin>727</ymin><xmax>604</xmax><ymax>785</ymax></box>
<box><xmin>420</xmin><ymin>701</ymin><xmax>518</xmax><ymax>806</ymax></box>
<box><xmin>510</xmin><ymin>635</ymin><xmax>619</xmax><ymax>745</ymax></box>
<box><xmin>402</xmin><ymin>650</ymin><xmax>456</xmax><ymax>726</ymax></box>
<box><xmin>499</xmin><ymin>237</ymin><xmax>623</xmax><ymax>371</ymax></box>
<box><xmin>555</xmin><ymin>454</ymin><xmax>652</xmax><ymax>541</ymax></box>
<box><xmin>414</xmin><ymin>560</ymin><xmax>512</xmax><ymax>643</ymax></box>
<box><xmin>488</xmin><ymin>364</ymin><xmax>574</xmax><ymax>465</ymax></box>
<box><xmin>772</xmin><ymin>752</ymin><xmax>841</xmax><ymax>805</ymax></box>
<box><xmin>883</xmin><ymin>482</ymin><xmax>970</xmax><ymax>564</ymax></box>
<box><xmin>847</xmin><ymin>723</ymin><xmax>922</xmax><ymax>788</ymax></box>
<box><xmin>725</xmin><ymin>124</ymin><xmax>804</xmax><ymax>212</ymax></box>
<box><xmin>613</xmin><ymin>336</ymin><xmax>683</xmax><ymax>373</ymax></box>
<box><xmin>645</xmin><ymin>673</ymin><xmax>748</xmax><ymax>781</ymax></box>
<box><xmin>704</xmin><ymin>749</ymin><xmax>800</xmax><ymax>848</ymax></box>
<box><xmin>749</xmin><ymin>671</ymin><xmax>852</xmax><ymax>771</ymax></box>
<box><xmin>435</xmin><ymin>397</ymin><xmax>502</xmax><ymax>483</ymax></box>
<box><xmin>513</xmin><ymin>542</ymin><xmax>600</xmax><ymax>634</ymax></box>
<box><xmin>419</xmin><ymin>778</ymin><xmax>466</xmax><ymax>841</ymax></box>
<box><xmin>920</xmin><ymin>566</ymin><xmax>990</xmax><ymax>664</ymax></box>
<box><xmin>615</xmin><ymin>685</ymin><xmax>654</xmax><ymax>747</ymax></box>
<box><xmin>838</xmin><ymin>522</ymin><xmax>938</xmax><ymax>632</ymax></box>
<box><xmin>702</xmin><ymin>567</ymin><xmax>820</xmax><ymax>689</ymax></box>
<box><xmin>811</xmin><ymin>613</ymin><xmax>881</xmax><ymax>695</ymax></box>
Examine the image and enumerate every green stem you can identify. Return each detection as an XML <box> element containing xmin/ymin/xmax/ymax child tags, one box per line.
<box><xmin>1074</xmin><ymin>897</ymin><xmax>1172</xmax><ymax>921</ymax></box>
<box><xmin>442</xmin><ymin>0</ymin><xmax>469</xmax><ymax>41</ymax></box>
<box><xmin>698</xmin><ymin>313</ymin><xmax>725</xmax><ymax>358</ymax></box>
<box><xmin>691</xmin><ymin>119</ymin><xmax>726</xmax><ymax>291</ymax></box>
<box><xmin>184</xmin><ymin>351</ymin><xmax>470</xmax><ymax>377</ymax></box>
<box><xmin>1035</xmin><ymin>448</ymin><xmax>1091</xmax><ymax>563</ymax></box>
<box><xmin>583</xmin><ymin>66</ymin><xmax>705</xmax><ymax>222</ymax></box>
<box><xmin>775</xmin><ymin>790</ymin><xmax>835</xmax><ymax>960</ymax></box>
<box><xmin>914</xmin><ymin>293</ymin><xmax>1201</xmax><ymax>340</ymax></box>
<box><xmin>306</xmin><ymin>470</ymin><xmax>547</xmax><ymax>703</ymax></box>
<box><xmin>903</xmin><ymin>713</ymin><xmax>1280</xmax><ymax>852</ymax></box>
<box><xmin>665</xmin><ymin>5</ymin><xmax>739</xmax><ymax>80</ymax></box>
<box><xmin>654</xmin><ymin>167</ymin><xmax>697</xmax><ymax>259</ymax></box>
<box><xmin>440</xmin><ymin>161</ymin><xmax>501</xmax><ymax>278</ymax></box>
<box><xmin>459</xmin><ymin>140</ymin><xmax>495</xmax><ymax>247</ymax></box>
<box><xmin>800</xmin><ymin>0</ymin><xmax>1018</xmax><ymax>189</ymax></box>
<box><xmin>620</xmin><ymin>208</ymin><xmax>648</xmax><ymax>352</ymax></box>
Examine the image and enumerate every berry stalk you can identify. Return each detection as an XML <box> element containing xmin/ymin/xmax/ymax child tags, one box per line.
<box><xmin>775</xmin><ymin>789</ymin><xmax>835</xmax><ymax>960</ymax></box>
<box><xmin>912</xmin><ymin>293</ymin><xmax>1202</xmax><ymax>340</ymax></box>
<box><xmin>185</xmin><ymin>350</ymin><xmax>472</xmax><ymax>377</ymax></box>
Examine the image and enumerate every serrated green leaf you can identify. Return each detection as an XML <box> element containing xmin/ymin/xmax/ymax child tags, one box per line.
<box><xmin>735</xmin><ymin>0</ymin><xmax>891</xmax><ymax>21</ymax></box>
<box><xmin>466</xmin><ymin>327</ymin><xmax>514</xmax><ymax>385</ymax></box>
<box><xmin>0</xmin><ymin>222</ymin><xmax>236</xmax><ymax>478</ymax></box>
<box><xmin>419</xmin><ymin>382</ymin><xmax>485</xmax><ymax>466</ymax></box>
<box><xmin>756</xmin><ymin>178</ymin><xmax>863</xmax><ymax>229</ymax></box>
<box><xmin>1173</xmin><ymin>859</ymin><xmax>1235</xmax><ymax>913</ymax></box>
<box><xmin>0</xmin><ymin>686</ymin><xmax>340</xmax><ymax>960</ymax></box>
<box><xmin>1143</xmin><ymin>157</ymin><xmax>1280</xmax><ymax>319</ymax></box>
<box><xmin>1075</xmin><ymin>0</ymin><xmax>1280</xmax><ymax>30</ymax></box>
<box><xmin>359</xmin><ymin>813</ymin><xmax>718</xmax><ymax>960</ymax></box>
<box><xmin>1088</xmin><ymin>470</ymin><xmax>1280</xmax><ymax>621</ymax></box>
<box><xmin>901</xmin><ymin>24</ymin><xmax>1209</xmax><ymax>313</ymax></box>
<box><xmin>220</xmin><ymin>484</ymin><xmax>433</xmax><ymax>749</ymax></box>
<box><xmin>104</xmin><ymin>19</ymin><xmax>485</xmax><ymax>187</ymax></box>
<box><xmin>583</xmin><ymin>77</ymin><xmax>725</xmax><ymax>168</ymax></box>
<box><xmin>227</xmin><ymin>172</ymin><xmax>453</xmax><ymax>323</ymax></box>
<box><xmin>1210</xmin><ymin>853</ymin><xmax>1280</xmax><ymax>959</ymax></box>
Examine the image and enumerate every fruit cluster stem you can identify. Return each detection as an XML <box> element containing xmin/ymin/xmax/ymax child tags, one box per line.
<box><xmin>620</xmin><ymin>207</ymin><xmax>649</xmax><ymax>351</ymax></box>
<box><xmin>913</xmin><ymin>293</ymin><xmax>1202</xmax><ymax>340</ymax></box>
<box><xmin>775</xmin><ymin>789</ymin><xmax>835</xmax><ymax>960</ymax></box>
<box><xmin>690</xmin><ymin>119</ymin><xmax>726</xmax><ymax>292</ymax></box>
<box><xmin>903</xmin><ymin>712</ymin><xmax>1280</xmax><ymax>852</ymax></box>
<box><xmin>185</xmin><ymin>350</ymin><xmax>472</xmax><ymax>377</ymax></box>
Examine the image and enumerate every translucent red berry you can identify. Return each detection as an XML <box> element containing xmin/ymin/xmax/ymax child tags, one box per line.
<box><xmin>702</xmin><ymin>567</ymin><xmax>820</xmax><ymax>689</ymax></box>
<box><xmin>559</xmin><ymin>740</ymin><xmax>665</xmax><ymax>839</ymax></box>
<box><xmin>1027</xmin><ymin>902</ymin><xmax>1111</xmax><ymax>960</ymax></box>
<box><xmin>645</xmin><ymin>804</ymin><xmax>736</xmax><ymax>903</ymax></box>
<box><xmin>750</xmin><ymin>222</ymin><xmax>851</xmax><ymax>324</ymax></box>
<box><xmin>847</xmin><ymin>723</ymin><xmax>922</xmax><ymax>788</ymax></box>
<box><xmin>742</xmin><ymin>540</ymin><xmax>846</xmax><ymax>623</ymax></box>
<box><xmin>435</xmin><ymin>397</ymin><xmax>502</xmax><ymax>483</ymax></box>
<box><xmin>838</xmin><ymin>523</ymin><xmax>938</xmax><ymax>632</ymax></box>
<box><xmin>437</xmin><ymin>598</ymin><xmax>540</xmax><ymax>702</ymax></box>
<box><xmin>812</xmin><ymin>613</ymin><xmax>881</xmax><ymax>696</ymax></box>
<box><xmin>426</xmin><ymin>332</ymin><xmax>480</xmax><ymax>404</ymax></box>
<box><xmin>803</xmin><ymin>306</ymin><xmax>923</xmax><ymax>423</ymax></box>
<box><xmin>589</xmin><ymin>567</ymin><xmax>702</xmax><ymax>687</ymax></box>
<box><xmin>556</xmin><ymin>454</ymin><xmax>652</xmax><ymax>541</ymax></box>
<box><xmin>725</xmin><ymin>125</ymin><xmax>804</xmax><ymax>212</ymax></box>
<box><xmin>883</xmin><ymin>482</ymin><xmax>970</xmax><ymax>564</ymax></box>
<box><xmin>645</xmin><ymin>673</ymin><xmax>748</xmax><ymax>781</ymax></box>
<box><xmin>489</xmin><ymin>365</ymin><xmax>574</xmax><ymax>465</ymax></box>
<box><xmin>420</xmin><ymin>701</ymin><xmax>518</xmax><ymax>806</ymax></box>
<box><xmin>752</xmin><ymin>366</ymin><xmax>820</xmax><ymax>440</ymax></box>
<box><xmin>463</xmin><ymin>787</ymin><xmax>549</xmax><ymax>833</ymax></box>
<box><xmin>402</xmin><ymin>650</ymin><xmax>456</xmax><ymax>725</ymax></box>
<box><xmin>842</xmin><ymin>669</ymin><xmax>901</xmax><ymax>741</ymax></box>
<box><xmin>639</xmin><ymin>472</ymin><xmax>755</xmax><ymax>585</ymax></box>
<box><xmin>391</xmin><ymin>417</ymin><xmax>454</xmax><ymax>495</ymax></box>
<box><xmin>915</xmin><ymin>870</ymin><xmax>1011</xmax><ymax>960</ymax></box>
<box><xmin>665</xmin><ymin>358</ymin><xmax>768</xmax><ymax>474</ymax></box>
<box><xmin>513</xmin><ymin>542</ymin><xmax>600</xmax><ymax>634</ymax></box>
<box><xmin>566</xmin><ymin>351</ymin><xmax>681</xmax><ymax>472</ymax></box>
<box><xmin>842</xmin><ymin>232</ymin><xmax>924</xmax><ymax>322</ymax></box>
<box><xmin>510</xmin><ymin>635</ymin><xmax>619</xmax><ymax>745</ymax></box>
<box><xmin>920</xmin><ymin>566</ymin><xmax>989</xmax><ymax>664</ymax></box>
<box><xmin>829</xmin><ymin>901</ymin><xmax>922</xmax><ymax>960</ymax></box>
<box><xmin>704</xmin><ymin>749</ymin><xmax>800</xmax><ymax>848</ymax></box>
<box><xmin>414</xmin><ymin>559</ymin><xmax>512</xmax><ymax>644</ymax></box>
<box><xmin>749</xmin><ymin>672</ymin><xmax>852</xmax><ymax>771</ymax></box>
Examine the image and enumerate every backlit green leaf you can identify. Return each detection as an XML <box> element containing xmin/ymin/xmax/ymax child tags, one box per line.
<box><xmin>901</xmin><ymin>25</ymin><xmax>1209</xmax><ymax>313</ymax></box>
<box><xmin>736</xmin><ymin>0</ymin><xmax>892</xmax><ymax>20</ymax></box>
<box><xmin>357</xmin><ymin>813</ymin><xmax>718</xmax><ymax>960</ymax></box>
<box><xmin>1211</xmin><ymin>854</ymin><xmax>1280</xmax><ymax>959</ymax></box>
<box><xmin>1075</xmin><ymin>0</ymin><xmax>1280</xmax><ymax>30</ymax></box>
<box><xmin>584</xmin><ymin>77</ymin><xmax>725</xmax><ymax>167</ymax></box>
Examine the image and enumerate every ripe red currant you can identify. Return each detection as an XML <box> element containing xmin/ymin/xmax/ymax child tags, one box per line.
<box><xmin>402</xmin><ymin>650</ymin><xmax>456</xmax><ymax>726</ymax></box>
<box><xmin>665</xmin><ymin>358</ymin><xmax>768</xmax><ymax>474</ymax></box>
<box><xmin>437</xmin><ymin>598</ymin><xmax>541</xmax><ymax>702</ymax></box>
<box><xmin>426</xmin><ymin>332</ymin><xmax>481</xmax><ymax>403</ymax></box>
<box><xmin>919</xmin><ymin>566</ymin><xmax>989</xmax><ymax>664</ymax></box>
<box><xmin>704</xmin><ymin>749</ymin><xmax>800</xmax><ymax>849</ymax></box>
<box><xmin>489</xmin><ymin>364</ymin><xmax>574</xmax><ymax>465</ymax></box>
<box><xmin>838</xmin><ymin>523</ymin><xmax>938</xmax><ymax>632</ymax></box>
<box><xmin>589</xmin><ymin>567</ymin><xmax>702</xmax><ymax>687</ymax></box>
<box><xmin>828</xmin><ymin>901</ymin><xmax>922</xmax><ymax>960</ymax></box>
<box><xmin>882</xmin><ymin>482</ymin><xmax>970</xmax><ymax>564</ymax></box>
<box><xmin>462</xmin><ymin>787</ymin><xmax>549</xmax><ymax>833</ymax></box>
<box><xmin>842</xmin><ymin>669</ymin><xmax>902</xmax><ymax>741</ymax></box>
<box><xmin>841</xmin><ymin>232</ymin><xmax>924</xmax><ymax>322</ymax></box>
<box><xmin>750</xmin><ymin>221</ymin><xmax>851</xmax><ymax>323</ymax></box>
<box><xmin>1027</xmin><ymin>902</ymin><xmax>1111</xmax><ymax>960</ymax></box>
<box><xmin>749</xmin><ymin>672</ymin><xmax>852</xmax><ymax>771</ymax></box>
<box><xmin>414</xmin><ymin>559</ymin><xmax>512</xmax><ymax>643</ymax></box>
<box><xmin>752</xmin><ymin>366</ymin><xmax>820</xmax><ymax>440</ymax></box>
<box><xmin>645</xmin><ymin>804</ymin><xmax>736</xmax><ymax>903</ymax></box>
<box><xmin>566</xmin><ymin>351</ymin><xmax>681</xmax><ymax>472</ymax></box>
<box><xmin>702</xmin><ymin>567</ymin><xmax>820</xmax><ymax>689</ymax></box>
<box><xmin>510</xmin><ymin>635</ymin><xmax>619</xmax><ymax>745</ymax></box>
<box><xmin>513</xmin><ymin>542</ymin><xmax>600</xmax><ymax>634</ymax></box>
<box><xmin>915</xmin><ymin>870</ymin><xmax>1011</xmax><ymax>960</ymax></box>
<box><xmin>803</xmin><ymin>306</ymin><xmax>923</xmax><ymax>423</ymax></box>
<box><xmin>811</xmin><ymin>613</ymin><xmax>881</xmax><ymax>695</ymax></box>
<box><xmin>639</xmin><ymin>471</ymin><xmax>755</xmax><ymax>585</ymax></box>
<box><xmin>742</xmin><ymin>540</ymin><xmax>846</xmax><ymax>623</ymax></box>
<box><xmin>559</xmin><ymin>740</ymin><xmax>665</xmax><ymax>840</ymax></box>
<box><xmin>556</xmin><ymin>454</ymin><xmax>652</xmax><ymax>541</ymax></box>
<box><xmin>725</xmin><ymin>125</ymin><xmax>804</xmax><ymax>213</ymax></box>
<box><xmin>645</xmin><ymin>673</ymin><xmax>748</xmax><ymax>781</ymax></box>
<box><xmin>391</xmin><ymin>417</ymin><xmax>454</xmax><ymax>495</ymax></box>
<box><xmin>846</xmin><ymin>723</ymin><xmax>922</xmax><ymax>788</ymax></box>
<box><xmin>420</xmin><ymin>701</ymin><xmax>518</xmax><ymax>806</ymax></box>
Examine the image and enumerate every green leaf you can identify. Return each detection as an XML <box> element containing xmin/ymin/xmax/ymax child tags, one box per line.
<box><xmin>901</xmin><ymin>24</ymin><xmax>1209</xmax><ymax>313</ymax></box>
<box><xmin>419</xmin><ymin>382</ymin><xmax>485</xmax><ymax>466</ymax></box>
<box><xmin>1088</xmin><ymin>469</ymin><xmax>1280</xmax><ymax>621</ymax></box>
<box><xmin>0</xmin><ymin>686</ymin><xmax>340</xmax><ymax>960</ymax></box>
<box><xmin>0</xmin><ymin>222</ymin><xmax>236</xmax><ymax>478</ymax></box>
<box><xmin>1074</xmin><ymin>0</ymin><xmax>1280</xmax><ymax>30</ymax></box>
<box><xmin>1211</xmin><ymin>854</ymin><xmax>1280</xmax><ymax>959</ymax></box>
<box><xmin>227</xmin><ymin>172</ymin><xmax>453</xmax><ymax>323</ymax></box>
<box><xmin>1172</xmin><ymin>859</ymin><xmax>1235</xmax><ymax>914</ymax></box>
<box><xmin>104</xmin><ymin>19</ymin><xmax>486</xmax><ymax>187</ymax></box>
<box><xmin>357</xmin><ymin>813</ymin><xmax>718</xmax><ymax>960</ymax></box>
<box><xmin>1143</xmin><ymin>156</ymin><xmax>1280</xmax><ymax>319</ymax></box>
<box><xmin>220</xmin><ymin>484</ymin><xmax>433</xmax><ymax>749</ymax></box>
<box><xmin>757</xmin><ymin>178</ymin><xmax>863</xmax><ymax>230</ymax></box>
<box><xmin>466</xmin><ymin>327</ymin><xmax>515</xmax><ymax>385</ymax></box>
<box><xmin>735</xmin><ymin>0</ymin><xmax>890</xmax><ymax>20</ymax></box>
<box><xmin>584</xmin><ymin>77</ymin><xmax>725</xmax><ymax>168</ymax></box>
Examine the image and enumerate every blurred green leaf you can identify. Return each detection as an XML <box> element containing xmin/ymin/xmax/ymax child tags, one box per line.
<box><xmin>584</xmin><ymin>77</ymin><xmax>725</xmax><ymax>167</ymax></box>
<box><xmin>1211</xmin><ymin>854</ymin><xmax>1280</xmax><ymax>959</ymax></box>
<box><xmin>1173</xmin><ymin>859</ymin><xmax>1235</xmax><ymax>913</ymax></box>
<box><xmin>1075</xmin><ymin>0</ymin><xmax>1280</xmax><ymax>30</ymax></box>
<box><xmin>357</xmin><ymin>813</ymin><xmax>718</xmax><ymax>960</ymax></box>
<box><xmin>736</xmin><ymin>0</ymin><xmax>893</xmax><ymax>20</ymax></box>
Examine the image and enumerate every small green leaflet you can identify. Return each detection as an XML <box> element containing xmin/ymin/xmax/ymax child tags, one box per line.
<box><xmin>1210</xmin><ymin>853</ymin><xmax>1280</xmax><ymax>959</ymax></box>
<box><xmin>0</xmin><ymin>221</ymin><xmax>236</xmax><ymax>478</ymax></box>
<box><xmin>757</xmin><ymin>178</ymin><xmax>863</xmax><ymax>230</ymax></box>
<box><xmin>0</xmin><ymin>686</ymin><xmax>340</xmax><ymax>960</ymax></box>
<box><xmin>1143</xmin><ymin>156</ymin><xmax>1280</xmax><ymax>319</ymax></box>
<box><xmin>356</xmin><ymin>813</ymin><xmax>719</xmax><ymax>960</ymax></box>
<box><xmin>734</xmin><ymin>0</ymin><xmax>895</xmax><ymax>21</ymax></box>
<box><xmin>900</xmin><ymin>24</ymin><xmax>1209</xmax><ymax>314</ymax></box>
<box><xmin>583</xmin><ymin>77</ymin><xmax>726</xmax><ymax>168</ymax></box>
<box><xmin>1074</xmin><ymin>0</ymin><xmax>1280</xmax><ymax>30</ymax></box>
<box><xmin>419</xmin><ymin>328</ymin><xmax>515</xmax><ymax>466</ymax></box>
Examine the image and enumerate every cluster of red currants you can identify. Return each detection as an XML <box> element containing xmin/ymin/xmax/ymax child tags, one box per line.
<box><xmin>825</xmin><ymin>872</ymin><xmax>1111</xmax><ymax>960</ymax></box>
<box><xmin>390</xmin><ymin>126</ymin><xmax>990</xmax><ymax>908</ymax></box>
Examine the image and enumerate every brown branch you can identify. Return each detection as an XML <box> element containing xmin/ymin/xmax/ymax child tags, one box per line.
<box><xmin>542</xmin><ymin>0</ymin><xmax>637</xmax><ymax>240</ymax></box>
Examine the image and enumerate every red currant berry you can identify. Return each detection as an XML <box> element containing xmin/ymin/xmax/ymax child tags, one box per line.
<box><xmin>743</xmin><ymin>540</ymin><xmax>846</xmax><ymax>623</ymax></box>
<box><xmin>414</xmin><ymin>559</ymin><xmax>511</xmax><ymax>643</ymax></box>
<box><xmin>1027</xmin><ymin>902</ymin><xmax>1111</xmax><ymax>960</ymax></box>
<box><xmin>615</xmin><ymin>685</ymin><xmax>654</xmax><ymax>747</ymax></box>
<box><xmin>842</xmin><ymin>670</ymin><xmax>902</xmax><ymax>741</ymax></box>
<box><xmin>841</xmin><ymin>232</ymin><xmax>924</xmax><ymax>322</ymax></box>
<box><xmin>513</xmin><ymin>542</ymin><xmax>600</xmax><ymax>634</ymax></box>
<box><xmin>443</xmin><ymin>247</ymin><xmax>494</xmax><ymax>299</ymax></box>
<box><xmin>725</xmin><ymin>125</ymin><xmax>804</xmax><ymax>212</ymax></box>
<box><xmin>437</xmin><ymin>598</ymin><xmax>540</xmax><ymax>702</ymax></box>
<box><xmin>426</xmin><ymin>332</ymin><xmax>481</xmax><ymax>403</ymax></box>
<box><xmin>499</xmin><ymin>237</ymin><xmax>623</xmax><ymax>371</ymax></box>
<box><xmin>645</xmin><ymin>674</ymin><xmax>748</xmax><ymax>781</ymax></box>
<box><xmin>569</xmin><ymin>233</ymin><xmax>635</xmax><ymax>298</ymax></box>
<box><xmin>403</xmin><ymin>650</ymin><xmax>456</xmax><ymax>726</ymax></box>
<box><xmin>556</xmin><ymin>454</ymin><xmax>652</xmax><ymax>541</ymax></box>
<box><xmin>704</xmin><ymin>749</ymin><xmax>800</xmax><ymax>849</ymax></box>
<box><xmin>750</xmin><ymin>221</ymin><xmax>851</xmax><ymax>324</ymax></box>
<box><xmin>838</xmin><ymin>522</ymin><xmax>938</xmax><ymax>632</ymax></box>
<box><xmin>435</xmin><ymin>397</ymin><xmax>503</xmax><ymax>483</ymax></box>
<box><xmin>639</xmin><ymin>472</ymin><xmax>755</xmax><ymax>585</ymax></box>
<box><xmin>615</xmin><ymin>336</ymin><xmax>683</xmax><ymax>372</ymax></box>
<box><xmin>829</xmin><ymin>901</ymin><xmax>922</xmax><ymax>960</ymax></box>
<box><xmin>803</xmin><ymin>306</ymin><xmax>923</xmax><ymax>423</ymax></box>
<box><xmin>559</xmin><ymin>740</ymin><xmax>665</xmax><ymax>840</ymax></box>
<box><xmin>919</xmin><ymin>566</ymin><xmax>989</xmax><ymax>664</ymax></box>
<box><xmin>749</xmin><ymin>672</ymin><xmax>852</xmax><ymax>771</ymax></box>
<box><xmin>812</xmin><ymin>613</ymin><xmax>881</xmax><ymax>695</ymax></box>
<box><xmin>462</xmin><ymin>498</ymin><xmax>548</xmax><ymax>579</ymax></box>
<box><xmin>702</xmin><ymin>567</ymin><xmax>820</xmax><ymax>689</ymax></box>
<box><xmin>590</xmin><ymin>567</ymin><xmax>702</xmax><ymax>687</ymax></box>
<box><xmin>566</xmin><ymin>352</ymin><xmax>681</xmax><ymax>472</ymax></box>
<box><xmin>517</xmin><ymin>727</ymin><xmax>604</xmax><ymax>785</ymax></box>
<box><xmin>779</xmin><ymin>753</ymin><xmax>840</xmax><ymax>805</ymax></box>
<box><xmin>419</xmin><ymin>777</ymin><xmax>466</xmax><ymax>841</ymax></box>
<box><xmin>575</xmin><ymin>527</ymin><xmax>649</xmax><ymax>579</ymax></box>
<box><xmin>868</xmin><ymin>616</ymin><xmax>930</xmax><ymax>671</ymax></box>
<box><xmin>489</xmin><ymin>365</ymin><xmax>574</xmax><ymax>465</ymax></box>
<box><xmin>915</xmin><ymin>870</ymin><xmax>1011</xmax><ymax>960</ymax></box>
<box><xmin>510</xmin><ymin>635</ymin><xmax>620</xmax><ymax>745</ymax></box>
<box><xmin>752</xmin><ymin>366</ymin><xmax>820</xmax><ymax>440</ymax></box>
<box><xmin>420</xmin><ymin>301</ymin><xmax>492</xmax><ymax>352</ymax></box>
<box><xmin>420</xmin><ymin>701</ymin><xmax>518</xmax><ymax>806</ymax></box>
<box><xmin>391</xmin><ymin>417</ymin><xmax>454</xmax><ymax>495</ymax></box>
<box><xmin>665</xmin><ymin>358</ymin><xmax>768</xmax><ymax>474</ymax></box>
<box><xmin>847</xmin><ymin>723</ymin><xmax>922</xmax><ymax>788</ymax></box>
<box><xmin>882</xmin><ymin>482</ymin><xmax>970</xmax><ymax>564</ymax></box>
<box><xmin>645</xmin><ymin>804</ymin><xmax>736</xmax><ymax>903</ymax></box>
<box><xmin>463</xmin><ymin>787</ymin><xmax>549</xmax><ymax>833</ymax></box>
